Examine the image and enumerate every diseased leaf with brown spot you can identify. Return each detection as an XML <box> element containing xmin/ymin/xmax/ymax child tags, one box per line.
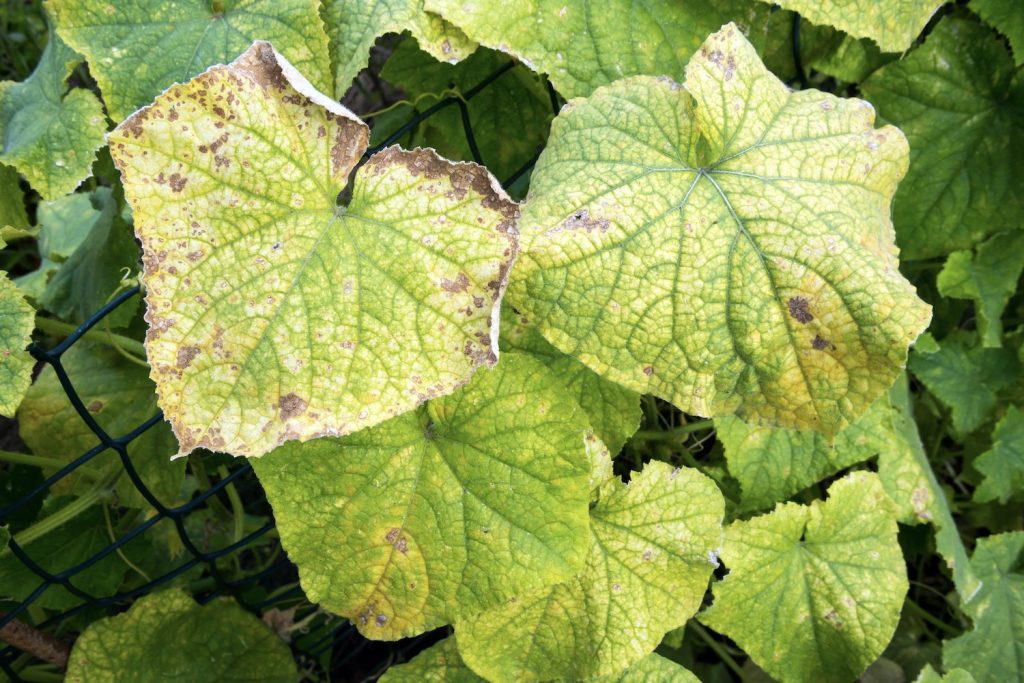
<box><xmin>108</xmin><ymin>42</ymin><xmax>518</xmax><ymax>458</ymax></box>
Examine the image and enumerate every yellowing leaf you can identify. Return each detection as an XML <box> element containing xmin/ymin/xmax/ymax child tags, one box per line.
<box><xmin>455</xmin><ymin>461</ymin><xmax>724</xmax><ymax>681</ymax></box>
<box><xmin>323</xmin><ymin>0</ymin><xmax>477</xmax><ymax>96</ymax></box>
<box><xmin>252</xmin><ymin>354</ymin><xmax>591</xmax><ymax>639</ymax></box>
<box><xmin>751</xmin><ymin>0</ymin><xmax>941</xmax><ymax>52</ymax></box>
<box><xmin>108</xmin><ymin>42</ymin><xmax>518</xmax><ymax>458</ymax></box>
<box><xmin>49</xmin><ymin>0</ymin><xmax>333</xmax><ymax>122</ymax></box>
<box><xmin>0</xmin><ymin>239</ymin><xmax>34</xmax><ymax>418</ymax></box>
<box><xmin>0</xmin><ymin>27</ymin><xmax>105</xmax><ymax>200</ymax></box>
<box><xmin>701</xmin><ymin>472</ymin><xmax>907</xmax><ymax>683</ymax></box>
<box><xmin>509</xmin><ymin>24</ymin><xmax>930</xmax><ymax>437</ymax></box>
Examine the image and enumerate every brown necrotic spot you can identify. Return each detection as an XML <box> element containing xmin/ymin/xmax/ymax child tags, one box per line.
<box><xmin>811</xmin><ymin>335</ymin><xmax>836</xmax><ymax>351</ymax></box>
<box><xmin>787</xmin><ymin>296</ymin><xmax>814</xmax><ymax>324</ymax></box>
<box><xmin>168</xmin><ymin>173</ymin><xmax>187</xmax><ymax>193</ymax></box>
<box><xmin>278</xmin><ymin>393</ymin><xmax>308</xmax><ymax>419</ymax></box>
<box><xmin>385</xmin><ymin>528</ymin><xmax>409</xmax><ymax>554</ymax></box>
<box><xmin>176</xmin><ymin>345</ymin><xmax>200</xmax><ymax>368</ymax></box>
<box><xmin>441</xmin><ymin>272</ymin><xmax>470</xmax><ymax>293</ymax></box>
<box><xmin>87</xmin><ymin>400</ymin><xmax>104</xmax><ymax>412</ymax></box>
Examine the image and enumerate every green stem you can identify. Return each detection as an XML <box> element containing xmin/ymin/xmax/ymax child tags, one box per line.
<box><xmin>217</xmin><ymin>466</ymin><xmax>246</xmax><ymax>545</ymax></box>
<box><xmin>11</xmin><ymin>469</ymin><xmax>122</xmax><ymax>548</ymax></box>
<box><xmin>632</xmin><ymin>419</ymin><xmax>715</xmax><ymax>441</ymax></box>
<box><xmin>0</xmin><ymin>449</ymin><xmax>100</xmax><ymax>479</ymax></box>
<box><xmin>33</xmin><ymin>317</ymin><xmax>147</xmax><ymax>358</ymax></box>
<box><xmin>904</xmin><ymin>598</ymin><xmax>959</xmax><ymax>637</ymax></box>
<box><xmin>688</xmin><ymin>621</ymin><xmax>749</xmax><ymax>682</ymax></box>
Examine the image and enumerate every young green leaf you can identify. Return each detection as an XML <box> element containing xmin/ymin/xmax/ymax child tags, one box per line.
<box><xmin>18</xmin><ymin>342</ymin><xmax>184</xmax><ymax>509</ymax></box>
<box><xmin>861</xmin><ymin>18</ymin><xmax>1024</xmax><ymax>259</ymax></box>
<box><xmin>323</xmin><ymin>0</ymin><xmax>476</xmax><ymax>96</ymax></box>
<box><xmin>455</xmin><ymin>460</ymin><xmax>724</xmax><ymax>681</ymax></box>
<box><xmin>943</xmin><ymin>532</ymin><xmax>1024</xmax><ymax>683</ymax></box>
<box><xmin>0</xmin><ymin>27</ymin><xmax>105</xmax><ymax>200</ymax></box>
<box><xmin>49</xmin><ymin>0</ymin><xmax>333</xmax><ymax>122</ymax></box>
<box><xmin>972</xmin><ymin>0</ymin><xmax>1024</xmax><ymax>65</ymax></box>
<box><xmin>701</xmin><ymin>472</ymin><xmax>907</xmax><ymax>683</ymax></box>
<box><xmin>252</xmin><ymin>354</ymin><xmax>591</xmax><ymax>639</ymax></box>
<box><xmin>500</xmin><ymin>306</ymin><xmax>641</xmax><ymax>455</ymax></box>
<box><xmin>937</xmin><ymin>232</ymin><xmax>1024</xmax><ymax>348</ymax></box>
<box><xmin>751</xmin><ymin>0</ymin><xmax>940</xmax><ymax>52</ymax></box>
<box><xmin>424</xmin><ymin>0</ymin><xmax>772</xmax><ymax>98</ymax></box>
<box><xmin>108</xmin><ymin>42</ymin><xmax>518</xmax><ymax>458</ymax></box>
<box><xmin>908</xmin><ymin>335</ymin><xmax>1021</xmax><ymax>435</ymax></box>
<box><xmin>509</xmin><ymin>24</ymin><xmax>930</xmax><ymax>438</ymax></box>
<box><xmin>916</xmin><ymin>666</ymin><xmax>977</xmax><ymax>683</ymax></box>
<box><xmin>973</xmin><ymin>405</ymin><xmax>1024</xmax><ymax>504</ymax></box>
<box><xmin>65</xmin><ymin>589</ymin><xmax>297</xmax><ymax>682</ymax></box>
<box><xmin>0</xmin><ymin>242</ymin><xmax>34</xmax><ymax>418</ymax></box>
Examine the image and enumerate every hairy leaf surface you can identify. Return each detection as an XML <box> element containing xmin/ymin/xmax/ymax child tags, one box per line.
<box><xmin>109</xmin><ymin>42</ymin><xmax>518</xmax><ymax>458</ymax></box>
<box><xmin>455</xmin><ymin>460</ymin><xmax>724</xmax><ymax>681</ymax></box>
<box><xmin>701</xmin><ymin>472</ymin><xmax>907</xmax><ymax>683</ymax></box>
<box><xmin>50</xmin><ymin>0</ymin><xmax>332</xmax><ymax>122</ymax></box>
<box><xmin>0</xmin><ymin>28</ymin><xmax>104</xmax><ymax>200</ymax></box>
<box><xmin>65</xmin><ymin>590</ymin><xmax>296</xmax><ymax>682</ymax></box>
<box><xmin>253</xmin><ymin>354</ymin><xmax>591</xmax><ymax>639</ymax></box>
<box><xmin>509</xmin><ymin>24</ymin><xmax>929</xmax><ymax>437</ymax></box>
<box><xmin>861</xmin><ymin>18</ymin><xmax>1024</xmax><ymax>259</ymax></box>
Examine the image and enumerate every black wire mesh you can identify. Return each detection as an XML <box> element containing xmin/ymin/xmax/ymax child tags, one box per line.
<box><xmin>0</xmin><ymin>50</ymin><xmax>562</xmax><ymax>682</ymax></box>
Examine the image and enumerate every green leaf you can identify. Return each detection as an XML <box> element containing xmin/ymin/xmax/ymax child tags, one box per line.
<box><xmin>943</xmin><ymin>532</ymin><xmax>1024</xmax><ymax>683</ymax></box>
<box><xmin>17</xmin><ymin>342</ymin><xmax>185</xmax><ymax>509</ymax></box>
<box><xmin>379</xmin><ymin>39</ymin><xmax>553</xmax><ymax>183</ymax></box>
<box><xmin>752</xmin><ymin>0</ymin><xmax>940</xmax><ymax>52</ymax></box>
<box><xmin>717</xmin><ymin>397</ymin><xmax>894</xmax><ymax>513</ymax></box>
<box><xmin>861</xmin><ymin>18</ymin><xmax>1024</xmax><ymax>259</ymax></box>
<box><xmin>500</xmin><ymin>305</ymin><xmax>640</xmax><ymax>455</ymax></box>
<box><xmin>322</xmin><ymin>0</ymin><xmax>477</xmax><ymax>96</ymax></box>
<box><xmin>36</xmin><ymin>190</ymin><xmax>102</xmax><ymax>261</ymax></box>
<box><xmin>885</xmin><ymin>373</ymin><xmax>981</xmax><ymax>602</ymax></box>
<box><xmin>915</xmin><ymin>665</ymin><xmax>977</xmax><ymax>683</ymax></box>
<box><xmin>0</xmin><ymin>249</ymin><xmax>34</xmax><ymax>417</ymax></box>
<box><xmin>908</xmin><ymin>334</ymin><xmax>1021</xmax><ymax>435</ymax></box>
<box><xmin>973</xmin><ymin>405</ymin><xmax>1024</xmax><ymax>504</ymax></box>
<box><xmin>381</xmin><ymin>638</ymin><xmax>698</xmax><ymax>682</ymax></box>
<box><xmin>38</xmin><ymin>187</ymin><xmax>140</xmax><ymax>329</ymax></box>
<box><xmin>253</xmin><ymin>353</ymin><xmax>591</xmax><ymax>639</ymax></box>
<box><xmin>49</xmin><ymin>0</ymin><xmax>333</xmax><ymax>122</ymax></box>
<box><xmin>701</xmin><ymin>472</ymin><xmax>908</xmax><ymax>683</ymax></box>
<box><xmin>455</xmin><ymin>460</ymin><xmax>724</xmax><ymax>681</ymax></box>
<box><xmin>65</xmin><ymin>589</ymin><xmax>297</xmax><ymax>682</ymax></box>
<box><xmin>972</xmin><ymin>0</ymin><xmax>1024</xmax><ymax>65</ymax></box>
<box><xmin>0</xmin><ymin>164</ymin><xmax>30</xmax><ymax>235</ymax></box>
<box><xmin>425</xmin><ymin>0</ymin><xmax>775</xmax><ymax>98</ymax></box>
<box><xmin>813</xmin><ymin>35</ymin><xmax>896</xmax><ymax>83</ymax></box>
<box><xmin>0</xmin><ymin>498</ymin><xmax>125</xmax><ymax>610</ymax></box>
<box><xmin>937</xmin><ymin>231</ymin><xmax>1024</xmax><ymax>348</ymax></box>
<box><xmin>509</xmin><ymin>24</ymin><xmax>930</xmax><ymax>438</ymax></box>
<box><xmin>0</xmin><ymin>27</ymin><xmax>105</xmax><ymax>200</ymax></box>
<box><xmin>108</xmin><ymin>42</ymin><xmax>518</xmax><ymax>458</ymax></box>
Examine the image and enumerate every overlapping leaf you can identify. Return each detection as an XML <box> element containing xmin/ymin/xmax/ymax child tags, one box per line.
<box><xmin>49</xmin><ymin>0</ymin><xmax>333</xmax><ymax>121</ymax></box>
<box><xmin>455</xmin><ymin>460</ymin><xmax>724</xmax><ymax>681</ymax></box>
<box><xmin>323</xmin><ymin>0</ymin><xmax>476</xmax><ymax>95</ymax></box>
<box><xmin>861</xmin><ymin>18</ymin><xmax>1024</xmax><ymax>259</ymax></box>
<box><xmin>0</xmin><ymin>27</ymin><xmax>105</xmax><ymax>200</ymax></box>
<box><xmin>509</xmin><ymin>24</ymin><xmax>930</xmax><ymax>437</ymax></box>
<box><xmin>943</xmin><ymin>532</ymin><xmax>1024</xmax><ymax>683</ymax></box>
<box><xmin>65</xmin><ymin>589</ymin><xmax>296</xmax><ymax>682</ymax></box>
<box><xmin>253</xmin><ymin>353</ymin><xmax>592</xmax><ymax>639</ymax></box>
<box><xmin>973</xmin><ymin>0</ymin><xmax>1024</xmax><ymax>65</ymax></box>
<box><xmin>701</xmin><ymin>472</ymin><xmax>907</xmax><ymax>683</ymax></box>
<box><xmin>0</xmin><ymin>239</ymin><xmax>34</xmax><ymax>418</ymax></box>
<box><xmin>108</xmin><ymin>42</ymin><xmax>518</xmax><ymax>458</ymax></box>
<box><xmin>973</xmin><ymin>405</ymin><xmax>1024</xmax><ymax>504</ymax></box>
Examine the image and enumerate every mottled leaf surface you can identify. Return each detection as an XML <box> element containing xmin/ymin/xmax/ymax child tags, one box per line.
<box><xmin>509</xmin><ymin>24</ymin><xmax>929</xmax><ymax>437</ymax></box>
<box><xmin>937</xmin><ymin>231</ymin><xmax>1024</xmax><ymax>348</ymax></box>
<box><xmin>752</xmin><ymin>0</ymin><xmax>940</xmax><ymax>51</ymax></box>
<box><xmin>455</xmin><ymin>461</ymin><xmax>724</xmax><ymax>682</ymax></box>
<box><xmin>65</xmin><ymin>590</ymin><xmax>296</xmax><ymax>682</ymax></box>
<box><xmin>861</xmin><ymin>19</ymin><xmax>1024</xmax><ymax>259</ymax></box>
<box><xmin>253</xmin><ymin>354</ymin><xmax>591</xmax><ymax>639</ymax></box>
<box><xmin>0</xmin><ymin>28</ymin><xmax>104</xmax><ymax>200</ymax></box>
<box><xmin>424</xmin><ymin>0</ymin><xmax>772</xmax><ymax>98</ymax></box>
<box><xmin>18</xmin><ymin>342</ymin><xmax>184</xmax><ymax>509</ymax></box>
<box><xmin>973</xmin><ymin>405</ymin><xmax>1024</xmax><ymax>504</ymax></box>
<box><xmin>0</xmin><ymin>241</ymin><xmax>34</xmax><ymax>417</ymax></box>
<box><xmin>50</xmin><ymin>0</ymin><xmax>332</xmax><ymax>122</ymax></box>
<box><xmin>109</xmin><ymin>42</ymin><xmax>518</xmax><ymax>458</ymax></box>
<box><xmin>500</xmin><ymin>306</ymin><xmax>640</xmax><ymax>454</ymax></box>
<box><xmin>701</xmin><ymin>473</ymin><xmax>907</xmax><ymax>683</ymax></box>
<box><xmin>943</xmin><ymin>532</ymin><xmax>1024</xmax><ymax>683</ymax></box>
<box><xmin>323</xmin><ymin>0</ymin><xmax>476</xmax><ymax>96</ymax></box>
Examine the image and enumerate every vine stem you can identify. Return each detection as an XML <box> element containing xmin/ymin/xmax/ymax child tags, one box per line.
<box><xmin>33</xmin><ymin>317</ymin><xmax>147</xmax><ymax>358</ymax></box>
<box><xmin>632</xmin><ymin>419</ymin><xmax>714</xmax><ymax>441</ymax></box>
<box><xmin>0</xmin><ymin>611</ymin><xmax>69</xmax><ymax>670</ymax></box>
<box><xmin>904</xmin><ymin>598</ymin><xmax>959</xmax><ymax>637</ymax></box>
<box><xmin>9</xmin><ymin>468</ymin><xmax>122</xmax><ymax>549</ymax></box>
<box><xmin>0</xmin><ymin>449</ymin><xmax>100</xmax><ymax>479</ymax></box>
<box><xmin>687</xmin><ymin>621</ymin><xmax>749</xmax><ymax>682</ymax></box>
